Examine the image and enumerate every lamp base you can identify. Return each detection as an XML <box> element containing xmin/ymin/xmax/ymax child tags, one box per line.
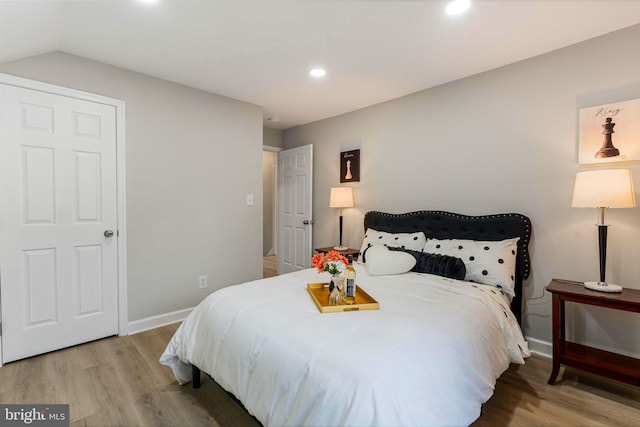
<box><xmin>584</xmin><ymin>281</ymin><xmax>623</xmax><ymax>293</ymax></box>
<box><xmin>333</xmin><ymin>246</ymin><xmax>348</xmax><ymax>251</ymax></box>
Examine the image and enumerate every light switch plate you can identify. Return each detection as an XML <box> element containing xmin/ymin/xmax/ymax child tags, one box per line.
<box><xmin>198</xmin><ymin>275</ymin><xmax>208</xmax><ymax>289</ymax></box>
<box><xmin>246</xmin><ymin>194</ymin><xmax>254</xmax><ymax>206</ymax></box>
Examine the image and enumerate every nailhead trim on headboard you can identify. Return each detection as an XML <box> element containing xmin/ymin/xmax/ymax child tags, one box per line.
<box><xmin>363</xmin><ymin>210</ymin><xmax>532</xmax><ymax>324</ymax></box>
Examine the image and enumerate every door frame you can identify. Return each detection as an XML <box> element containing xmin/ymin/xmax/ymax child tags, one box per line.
<box><xmin>263</xmin><ymin>145</ymin><xmax>281</xmax><ymax>258</ymax></box>
<box><xmin>0</xmin><ymin>73</ymin><xmax>128</xmax><ymax>366</ymax></box>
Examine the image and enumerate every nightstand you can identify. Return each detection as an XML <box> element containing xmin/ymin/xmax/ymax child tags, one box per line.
<box><xmin>546</xmin><ymin>278</ymin><xmax>640</xmax><ymax>387</ymax></box>
<box><xmin>315</xmin><ymin>247</ymin><xmax>359</xmax><ymax>260</ymax></box>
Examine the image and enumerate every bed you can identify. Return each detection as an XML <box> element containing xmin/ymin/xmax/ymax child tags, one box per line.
<box><xmin>160</xmin><ymin>210</ymin><xmax>532</xmax><ymax>426</ymax></box>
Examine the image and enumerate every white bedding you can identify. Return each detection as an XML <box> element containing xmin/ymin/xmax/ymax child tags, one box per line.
<box><xmin>160</xmin><ymin>264</ymin><xmax>530</xmax><ymax>426</ymax></box>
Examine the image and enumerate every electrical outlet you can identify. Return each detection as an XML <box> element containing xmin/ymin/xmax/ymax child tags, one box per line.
<box><xmin>198</xmin><ymin>275</ymin><xmax>208</xmax><ymax>289</ymax></box>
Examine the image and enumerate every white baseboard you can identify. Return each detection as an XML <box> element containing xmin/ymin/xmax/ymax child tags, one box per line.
<box><xmin>128</xmin><ymin>307</ymin><xmax>194</xmax><ymax>335</ymax></box>
<box><xmin>526</xmin><ymin>336</ymin><xmax>552</xmax><ymax>357</ymax></box>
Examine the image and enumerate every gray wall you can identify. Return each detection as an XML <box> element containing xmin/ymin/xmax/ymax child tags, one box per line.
<box><xmin>284</xmin><ymin>24</ymin><xmax>640</xmax><ymax>356</ymax></box>
<box><xmin>262</xmin><ymin>127</ymin><xmax>282</xmax><ymax>256</ymax></box>
<box><xmin>262</xmin><ymin>150</ymin><xmax>277</xmax><ymax>255</ymax></box>
<box><xmin>0</xmin><ymin>52</ymin><xmax>264</xmax><ymax>322</ymax></box>
<box><xmin>263</xmin><ymin>126</ymin><xmax>283</xmax><ymax>149</ymax></box>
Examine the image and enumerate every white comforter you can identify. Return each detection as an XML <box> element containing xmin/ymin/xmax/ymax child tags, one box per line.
<box><xmin>160</xmin><ymin>264</ymin><xmax>530</xmax><ymax>427</ymax></box>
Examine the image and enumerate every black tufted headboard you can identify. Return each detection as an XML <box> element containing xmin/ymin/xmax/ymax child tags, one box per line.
<box><xmin>363</xmin><ymin>211</ymin><xmax>532</xmax><ymax>324</ymax></box>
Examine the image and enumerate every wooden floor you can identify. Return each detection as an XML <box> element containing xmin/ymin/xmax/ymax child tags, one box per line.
<box><xmin>263</xmin><ymin>254</ymin><xmax>277</xmax><ymax>278</ymax></box>
<box><xmin>0</xmin><ymin>323</ymin><xmax>260</xmax><ymax>427</ymax></box>
<box><xmin>1</xmin><ymin>323</ymin><xmax>639</xmax><ymax>426</ymax></box>
<box><xmin>473</xmin><ymin>354</ymin><xmax>640</xmax><ymax>427</ymax></box>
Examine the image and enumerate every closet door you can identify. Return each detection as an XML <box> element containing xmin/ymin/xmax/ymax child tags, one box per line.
<box><xmin>0</xmin><ymin>83</ymin><xmax>119</xmax><ymax>363</ymax></box>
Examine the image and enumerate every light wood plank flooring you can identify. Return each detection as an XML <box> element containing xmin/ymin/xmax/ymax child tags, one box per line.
<box><xmin>263</xmin><ymin>255</ymin><xmax>277</xmax><ymax>278</ymax></box>
<box><xmin>0</xmin><ymin>324</ymin><xmax>259</xmax><ymax>427</ymax></box>
<box><xmin>473</xmin><ymin>353</ymin><xmax>640</xmax><ymax>426</ymax></box>
<box><xmin>1</xmin><ymin>323</ymin><xmax>639</xmax><ymax>426</ymax></box>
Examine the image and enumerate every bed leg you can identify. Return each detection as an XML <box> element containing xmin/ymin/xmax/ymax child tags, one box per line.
<box><xmin>192</xmin><ymin>365</ymin><xmax>201</xmax><ymax>389</ymax></box>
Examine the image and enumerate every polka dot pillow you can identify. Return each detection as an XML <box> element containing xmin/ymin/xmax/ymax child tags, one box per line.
<box><xmin>423</xmin><ymin>237</ymin><xmax>520</xmax><ymax>298</ymax></box>
<box><xmin>358</xmin><ymin>229</ymin><xmax>426</xmax><ymax>263</ymax></box>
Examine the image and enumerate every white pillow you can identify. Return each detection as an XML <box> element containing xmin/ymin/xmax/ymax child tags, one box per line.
<box><xmin>358</xmin><ymin>228</ymin><xmax>426</xmax><ymax>263</ymax></box>
<box><xmin>364</xmin><ymin>245</ymin><xmax>417</xmax><ymax>276</ymax></box>
<box><xmin>424</xmin><ymin>237</ymin><xmax>520</xmax><ymax>297</ymax></box>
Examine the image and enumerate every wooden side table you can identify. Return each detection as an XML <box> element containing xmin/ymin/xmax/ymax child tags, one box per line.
<box><xmin>546</xmin><ymin>278</ymin><xmax>640</xmax><ymax>387</ymax></box>
<box><xmin>315</xmin><ymin>247</ymin><xmax>359</xmax><ymax>260</ymax></box>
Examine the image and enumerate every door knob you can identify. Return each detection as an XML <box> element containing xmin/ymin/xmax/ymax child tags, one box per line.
<box><xmin>104</xmin><ymin>230</ymin><xmax>114</xmax><ymax>238</ymax></box>
<box><xmin>303</xmin><ymin>220</ymin><xmax>314</xmax><ymax>225</ymax></box>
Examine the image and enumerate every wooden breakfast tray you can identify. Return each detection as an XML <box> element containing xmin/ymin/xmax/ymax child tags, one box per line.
<box><xmin>307</xmin><ymin>282</ymin><xmax>379</xmax><ymax>313</ymax></box>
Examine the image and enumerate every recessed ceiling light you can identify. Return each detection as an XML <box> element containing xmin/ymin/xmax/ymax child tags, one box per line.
<box><xmin>446</xmin><ymin>0</ymin><xmax>471</xmax><ymax>15</ymax></box>
<box><xmin>309</xmin><ymin>68</ymin><xmax>327</xmax><ymax>78</ymax></box>
<box><xmin>266</xmin><ymin>117</ymin><xmax>280</xmax><ymax>123</ymax></box>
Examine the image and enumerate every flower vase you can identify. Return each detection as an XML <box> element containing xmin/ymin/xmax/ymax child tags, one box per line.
<box><xmin>328</xmin><ymin>275</ymin><xmax>345</xmax><ymax>305</ymax></box>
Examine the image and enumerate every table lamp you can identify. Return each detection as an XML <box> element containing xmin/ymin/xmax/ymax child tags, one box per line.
<box><xmin>571</xmin><ymin>168</ymin><xmax>636</xmax><ymax>292</ymax></box>
<box><xmin>329</xmin><ymin>187</ymin><xmax>354</xmax><ymax>251</ymax></box>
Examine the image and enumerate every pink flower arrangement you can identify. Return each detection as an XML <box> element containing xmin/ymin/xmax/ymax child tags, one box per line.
<box><xmin>311</xmin><ymin>250</ymin><xmax>349</xmax><ymax>276</ymax></box>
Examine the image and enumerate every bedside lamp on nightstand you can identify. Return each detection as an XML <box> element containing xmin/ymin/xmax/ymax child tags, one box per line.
<box><xmin>329</xmin><ymin>187</ymin><xmax>354</xmax><ymax>251</ymax></box>
<box><xmin>571</xmin><ymin>168</ymin><xmax>636</xmax><ymax>292</ymax></box>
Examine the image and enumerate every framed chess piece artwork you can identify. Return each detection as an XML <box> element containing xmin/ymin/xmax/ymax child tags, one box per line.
<box><xmin>578</xmin><ymin>98</ymin><xmax>640</xmax><ymax>164</ymax></box>
<box><xmin>340</xmin><ymin>149</ymin><xmax>360</xmax><ymax>183</ymax></box>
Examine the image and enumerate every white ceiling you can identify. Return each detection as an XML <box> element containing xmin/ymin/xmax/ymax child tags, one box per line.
<box><xmin>2</xmin><ymin>1</ymin><xmax>640</xmax><ymax>130</ymax></box>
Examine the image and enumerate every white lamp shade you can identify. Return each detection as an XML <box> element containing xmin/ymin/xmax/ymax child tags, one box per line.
<box><xmin>329</xmin><ymin>187</ymin><xmax>354</xmax><ymax>208</ymax></box>
<box><xmin>572</xmin><ymin>169</ymin><xmax>636</xmax><ymax>208</ymax></box>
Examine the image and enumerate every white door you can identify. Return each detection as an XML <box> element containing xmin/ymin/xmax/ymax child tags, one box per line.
<box><xmin>277</xmin><ymin>145</ymin><xmax>313</xmax><ymax>274</ymax></box>
<box><xmin>0</xmin><ymin>83</ymin><xmax>119</xmax><ymax>363</ymax></box>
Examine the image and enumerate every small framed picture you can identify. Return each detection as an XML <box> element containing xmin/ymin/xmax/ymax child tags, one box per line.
<box><xmin>578</xmin><ymin>98</ymin><xmax>640</xmax><ymax>164</ymax></box>
<box><xmin>340</xmin><ymin>149</ymin><xmax>360</xmax><ymax>183</ymax></box>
